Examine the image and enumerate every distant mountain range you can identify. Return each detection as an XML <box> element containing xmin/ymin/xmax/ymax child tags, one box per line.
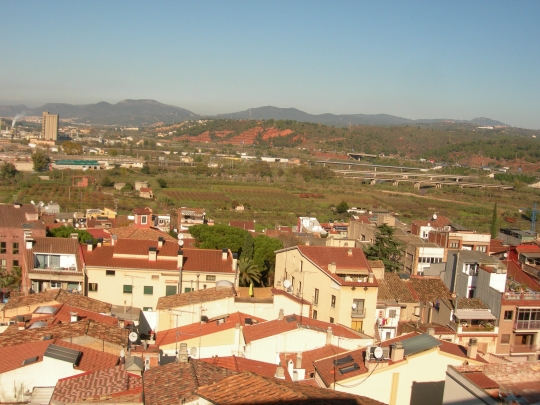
<box><xmin>0</xmin><ymin>99</ymin><xmax>508</xmax><ymax>128</ymax></box>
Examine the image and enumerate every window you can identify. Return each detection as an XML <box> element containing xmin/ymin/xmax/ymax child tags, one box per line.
<box><xmin>476</xmin><ymin>246</ymin><xmax>487</xmax><ymax>252</ymax></box>
<box><xmin>12</xmin><ymin>260</ymin><xmax>19</xmax><ymax>267</ymax></box>
<box><xmin>206</xmin><ymin>275</ymin><xmax>216</xmax><ymax>281</ymax></box>
<box><xmin>450</xmin><ymin>242</ymin><xmax>459</xmax><ymax>248</ymax></box>
<box><xmin>141</xmin><ymin>215</ymin><xmax>147</xmax><ymax>224</ymax></box>
<box><xmin>123</xmin><ymin>285</ymin><xmax>133</xmax><ymax>294</ymax></box>
<box><xmin>352</xmin><ymin>299</ymin><xmax>364</xmax><ymax>316</ymax></box>
<box><xmin>106</xmin><ymin>270</ymin><xmax>116</xmax><ymax>276</ymax></box>
<box><xmin>0</xmin><ymin>242</ymin><xmax>5</xmax><ymax>254</ymax></box>
<box><xmin>185</xmin><ymin>287</ymin><xmax>194</xmax><ymax>293</ymax></box>
<box><xmin>165</xmin><ymin>285</ymin><xmax>177</xmax><ymax>296</ymax></box>
<box><xmin>89</xmin><ymin>283</ymin><xmax>98</xmax><ymax>292</ymax></box>
<box><xmin>314</xmin><ymin>289</ymin><xmax>319</xmax><ymax>305</ymax></box>
<box><xmin>330</xmin><ymin>317</ymin><xmax>334</xmax><ymax>323</ymax></box>
<box><xmin>331</xmin><ymin>295</ymin><xmax>336</xmax><ymax>308</ymax></box>
<box><xmin>313</xmin><ymin>310</ymin><xmax>317</xmax><ymax>320</ymax></box>
<box><xmin>12</xmin><ymin>243</ymin><xmax>19</xmax><ymax>254</ymax></box>
<box><xmin>143</xmin><ymin>286</ymin><xmax>153</xmax><ymax>295</ymax></box>
<box><xmin>501</xmin><ymin>334</ymin><xmax>510</xmax><ymax>344</ymax></box>
<box><xmin>50</xmin><ymin>281</ymin><xmax>62</xmax><ymax>289</ymax></box>
<box><xmin>504</xmin><ymin>310</ymin><xmax>513</xmax><ymax>320</ymax></box>
<box><xmin>291</xmin><ymin>276</ymin><xmax>295</xmax><ymax>290</ymax></box>
<box><xmin>389</xmin><ymin>309</ymin><xmax>397</xmax><ymax>318</ymax></box>
<box><xmin>0</xmin><ymin>259</ymin><xmax>5</xmax><ymax>269</ymax></box>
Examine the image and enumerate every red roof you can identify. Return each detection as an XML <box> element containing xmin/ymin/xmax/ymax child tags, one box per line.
<box><xmin>280</xmin><ymin>344</ymin><xmax>347</xmax><ymax>376</ymax></box>
<box><xmin>201</xmin><ymin>355</ymin><xmax>292</xmax><ymax>381</ymax></box>
<box><xmin>156</xmin><ymin>312</ymin><xmax>265</xmax><ymax>347</ymax></box>
<box><xmin>87</xmin><ymin>228</ymin><xmax>111</xmax><ymax>239</ymax></box>
<box><xmin>242</xmin><ymin>314</ymin><xmax>369</xmax><ymax>344</ymax></box>
<box><xmin>504</xmin><ymin>260</ymin><xmax>540</xmax><ymax>292</ymax></box>
<box><xmin>28</xmin><ymin>303</ymin><xmax>119</xmax><ymax>327</ymax></box>
<box><xmin>489</xmin><ymin>239</ymin><xmax>507</xmax><ymax>254</ymax></box>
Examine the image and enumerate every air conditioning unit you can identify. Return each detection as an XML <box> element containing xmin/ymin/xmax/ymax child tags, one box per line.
<box><xmin>443</xmin><ymin>226</ymin><xmax>451</xmax><ymax>231</ymax></box>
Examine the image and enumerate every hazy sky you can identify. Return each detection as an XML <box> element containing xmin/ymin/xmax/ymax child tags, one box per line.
<box><xmin>2</xmin><ymin>1</ymin><xmax>540</xmax><ymax>128</ymax></box>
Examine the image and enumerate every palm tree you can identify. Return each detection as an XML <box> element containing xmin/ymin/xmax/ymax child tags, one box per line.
<box><xmin>237</xmin><ymin>257</ymin><xmax>261</xmax><ymax>287</ymax></box>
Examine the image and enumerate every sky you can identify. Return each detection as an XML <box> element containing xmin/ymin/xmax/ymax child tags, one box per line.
<box><xmin>1</xmin><ymin>1</ymin><xmax>540</xmax><ymax>128</ymax></box>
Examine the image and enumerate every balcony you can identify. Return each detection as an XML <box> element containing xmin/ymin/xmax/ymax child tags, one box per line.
<box><xmin>514</xmin><ymin>320</ymin><xmax>540</xmax><ymax>330</ymax></box>
<box><xmin>510</xmin><ymin>344</ymin><xmax>538</xmax><ymax>354</ymax></box>
<box><xmin>504</xmin><ymin>292</ymin><xmax>540</xmax><ymax>300</ymax></box>
<box><xmin>459</xmin><ymin>324</ymin><xmax>497</xmax><ymax>334</ymax></box>
<box><xmin>351</xmin><ymin>307</ymin><xmax>366</xmax><ymax>318</ymax></box>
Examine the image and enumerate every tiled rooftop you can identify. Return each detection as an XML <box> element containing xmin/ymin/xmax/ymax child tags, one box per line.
<box><xmin>194</xmin><ymin>372</ymin><xmax>386</xmax><ymax>405</ymax></box>
<box><xmin>51</xmin><ymin>365</ymin><xmax>142</xmax><ymax>403</ymax></box>
<box><xmin>377</xmin><ymin>272</ymin><xmax>419</xmax><ymax>302</ymax></box>
<box><xmin>3</xmin><ymin>289</ymin><xmax>112</xmax><ymax>314</ymax></box>
<box><xmin>201</xmin><ymin>355</ymin><xmax>293</xmax><ymax>381</ymax></box>
<box><xmin>439</xmin><ymin>297</ymin><xmax>489</xmax><ymax>310</ymax></box>
<box><xmin>106</xmin><ymin>226</ymin><xmax>177</xmax><ymax>241</ymax></box>
<box><xmin>156</xmin><ymin>287</ymin><xmax>235</xmax><ymax>310</ymax></box>
<box><xmin>280</xmin><ymin>344</ymin><xmax>347</xmax><ymax>376</ymax></box>
<box><xmin>409</xmin><ymin>276</ymin><xmax>452</xmax><ymax>303</ymax></box>
<box><xmin>143</xmin><ymin>360</ymin><xmax>236</xmax><ymax>405</ymax></box>
<box><xmin>156</xmin><ymin>312</ymin><xmax>265</xmax><ymax>347</ymax></box>
<box><xmin>242</xmin><ymin>314</ymin><xmax>370</xmax><ymax>344</ymax></box>
<box><xmin>505</xmin><ymin>259</ymin><xmax>540</xmax><ymax>292</ymax></box>
<box><xmin>0</xmin><ymin>319</ymin><xmax>128</xmax><ymax>348</ymax></box>
<box><xmin>0</xmin><ymin>203</ymin><xmax>45</xmax><ymax>230</ymax></box>
<box><xmin>28</xmin><ymin>303</ymin><xmax>119</xmax><ymax>327</ymax></box>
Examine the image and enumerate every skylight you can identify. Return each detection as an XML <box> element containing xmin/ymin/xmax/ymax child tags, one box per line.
<box><xmin>334</xmin><ymin>355</ymin><xmax>354</xmax><ymax>366</ymax></box>
<box><xmin>339</xmin><ymin>363</ymin><xmax>360</xmax><ymax>374</ymax></box>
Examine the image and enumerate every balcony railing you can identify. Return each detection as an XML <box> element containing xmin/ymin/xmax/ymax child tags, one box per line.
<box><xmin>514</xmin><ymin>320</ymin><xmax>540</xmax><ymax>330</ymax></box>
<box><xmin>504</xmin><ymin>291</ymin><xmax>540</xmax><ymax>300</ymax></box>
<box><xmin>510</xmin><ymin>344</ymin><xmax>538</xmax><ymax>354</ymax></box>
<box><xmin>458</xmin><ymin>324</ymin><xmax>497</xmax><ymax>333</ymax></box>
<box><xmin>351</xmin><ymin>308</ymin><xmax>366</xmax><ymax>318</ymax></box>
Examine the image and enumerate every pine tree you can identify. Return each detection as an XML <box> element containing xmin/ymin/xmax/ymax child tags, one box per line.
<box><xmin>491</xmin><ymin>203</ymin><xmax>498</xmax><ymax>239</ymax></box>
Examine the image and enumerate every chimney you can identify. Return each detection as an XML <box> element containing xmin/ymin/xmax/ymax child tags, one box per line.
<box><xmin>111</xmin><ymin>234</ymin><xmax>117</xmax><ymax>246</ymax></box>
<box><xmin>391</xmin><ymin>342</ymin><xmax>405</xmax><ymax>362</ymax></box>
<box><xmin>18</xmin><ymin>322</ymin><xmax>26</xmax><ymax>331</ymax></box>
<box><xmin>467</xmin><ymin>338</ymin><xmax>478</xmax><ymax>359</ymax></box>
<box><xmin>222</xmin><ymin>248</ymin><xmax>228</xmax><ymax>261</ymax></box>
<box><xmin>178</xmin><ymin>343</ymin><xmax>189</xmax><ymax>363</ymax></box>
<box><xmin>14</xmin><ymin>202</ymin><xmax>21</xmax><ymax>208</ymax></box>
<box><xmin>427</xmin><ymin>327</ymin><xmax>435</xmax><ymax>336</ymax></box>
<box><xmin>296</xmin><ymin>352</ymin><xmax>303</xmax><ymax>369</ymax></box>
<box><xmin>326</xmin><ymin>326</ymin><xmax>333</xmax><ymax>345</ymax></box>
<box><xmin>158</xmin><ymin>237</ymin><xmax>164</xmax><ymax>248</ymax></box>
<box><xmin>149</xmin><ymin>247</ymin><xmax>157</xmax><ymax>261</ymax></box>
<box><xmin>97</xmin><ymin>238</ymin><xmax>103</xmax><ymax>247</ymax></box>
<box><xmin>70</xmin><ymin>312</ymin><xmax>78</xmax><ymax>323</ymax></box>
<box><xmin>70</xmin><ymin>233</ymin><xmax>79</xmax><ymax>239</ymax></box>
<box><xmin>328</xmin><ymin>262</ymin><xmax>337</xmax><ymax>273</ymax></box>
<box><xmin>368</xmin><ymin>273</ymin><xmax>374</xmax><ymax>283</ymax></box>
<box><xmin>86</xmin><ymin>240</ymin><xmax>94</xmax><ymax>252</ymax></box>
<box><xmin>305</xmin><ymin>241</ymin><xmax>310</xmax><ymax>246</ymax></box>
<box><xmin>177</xmin><ymin>250</ymin><xmax>184</xmax><ymax>269</ymax></box>
<box><xmin>274</xmin><ymin>365</ymin><xmax>285</xmax><ymax>380</ymax></box>
<box><xmin>278</xmin><ymin>309</ymin><xmax>284</xmax><ymax>320</ymax></box>
<box><xmin>348</xmin><ymin>249</ymin><xmax>353</xmax><ymax>256</ymax></box>
<box><xmin>232</xmin><ymin>253</ymin><xmax>238</xmax><ymax>271</ymax></box>
<box><xmin>25</xmin><ymin>238</ymin><xmax>34</xmax><ymax>250</ymax></box>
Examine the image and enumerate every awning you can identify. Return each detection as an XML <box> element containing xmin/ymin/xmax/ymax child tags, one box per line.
<box><xmin>455</xmin><ymin>309</ymin><xmax>496</xmax><ymax>321</ymax></box>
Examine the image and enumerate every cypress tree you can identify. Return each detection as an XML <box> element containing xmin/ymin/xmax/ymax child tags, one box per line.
<box><xmin>491</xmin><ymin>203</ymin><xmax>498</xmax><ymax>239</ymax></box>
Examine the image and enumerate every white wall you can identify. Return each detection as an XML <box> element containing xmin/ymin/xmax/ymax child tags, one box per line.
<box><xmin>0</xmin><ymin>357</ymin><xmax>83</xmax><ymax>402</ymax></box>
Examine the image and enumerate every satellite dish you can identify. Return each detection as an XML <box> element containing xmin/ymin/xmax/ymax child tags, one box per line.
<box><xmin>283</xmin><ymin>279</ymin><xmax>291</xmax><ymax>289</ymax></box>
<box><xmin>178</xmin><ymin>239</ymin><xmax>184</xmax><ymax>247</ymax></box>
<box><xmin>178</xmin><ymin>233</ymin><xmax>184</xmax><ymax>239</ymax></box>
<box><xmin>129</xmin><ymin>331</ymin><xmax>138</xmax><ymax>342</ymax></box>
<box><xmin>352</xmin><ymin>303</ymin><xmax>357</xmax><ymax>310</ymax></box>
<box><xmin>503</xmin><ymin>252</ymin><xmax>508</xmax><ymax>258</ymax></box>
<box><xmin>432</xmin><ymin>213</ymin><xmax>437</xmax><ymax>220</ymax></box>
<box><xmin>374</xmin><ymin>347</ymin><xmax>384</xmax><ymax>360</ymax></box>
<box><xmin>189</xmin><ymin>347</ymin><xmax>197</xmax><ymax>357</ymax></box>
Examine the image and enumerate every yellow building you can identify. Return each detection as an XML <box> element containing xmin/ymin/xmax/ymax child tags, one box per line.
<box><xmin>274</xmin><ymin>246</ymin><xmax>379</xmax><ymax>337</ymax></box>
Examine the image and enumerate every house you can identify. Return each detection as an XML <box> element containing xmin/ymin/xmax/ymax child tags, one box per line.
<box><xmin>242</xmin><ymin>312</ymin><xmax>373</xmax><ymax>364</ymax></box>
<box><xmin>156</xmin><ymin>312</ymin><xmax>265</xmax><ymax>359</ymax></box>
<box><xmin>178</xmin><ymin>207</ymin><xmax>206</xmax><ymax>230</ymax></box>
<box><xmin>229</xmin><ymin>220</ymin><xmax>255</xmax><ymax>232</ymax></box>
<box><xmin>279</xmin><ymin>344</ymin><xmax>348</xmax><ymax>382</ymax></box>
<box><xmin>443</xmin><ymin>362</ymin><xmax>540</xmax><ymax>405</ymax></box>
<box><xmin>83</xmin><ymin>238</ymin><xmax>238</xmax><ymax>310</ymax></box>
<box><xmin>313</xmin><ymin>332</ymin><xmax>487</xmax><ymax>405</ymax></box>
<box><xmin>23</xmin><ymin>236</ymin><xmax>84</xmax><ymax>295</ymax></box>
<box><xmin>1</xmin><ymin>288</ymin><xmax>112</xmax><ymax>323</ymax></box>
<box><xmin>376</xmin><ymin>272</ymin><xmax>420</xmax><ymax>327</ymax></box>
<box><xmin>134</xmin><ymin>181</ymin><xmax>148</xmax><ymax>191</ymax></box>
<box><xmin>0</xmin><ymin>339</ymin><xmax>120</xmax><ymax>402</ymax></box>
<box><xmin>407</xmin><ymin>275</ymin><xmax>453</xmax><ymax>324</ymax></box>
<box><xmin>155</xmin><ymin>286</ymin><xmax>310</xmax><ymax>332</ymax></box>
<box><xmin>139</xmin><ymin>187</ymin><xmax>153</xmax><ymax>199</ymax></box>
<box><xmin>498</xmin><ymin>228</ymin><xmax>537</xmax><ymax>245</ymax></box>
<box><xmin>274</xmin><ymin>245</ymin><xmax>379</xmax><ymax>336</ymax></box>
<box><xmin>296</xmin><ymin>217</ymin><xmax>327</xmax><ymax>236</ymax></box>
<box><xmin>0</xmin><ymin>203</ymin><xmax>46</xmax><ymax>277</ymax></box>
<box><xmin>50</xmin><ymin>365</ymin><xmax>142</xmax><ymax>404</ymax></box>
<box><xmin>395</xmin><ymin>230</ymin><xmax>446</xmax><ymax>275</ymax></box>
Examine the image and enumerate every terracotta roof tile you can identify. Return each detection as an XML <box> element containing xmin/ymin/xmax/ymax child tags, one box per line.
<box><xmin>156</xmin><ymin>312</ymin><xmax>265</xmax><ymax>347</ymax></box>
<box><xmin>377</xmin><ymin>273</ymin><xmax>418</xmax><ymax>302</ymax></box>
<box><xmin>408</xmin><ymin>276</ymin><xmax>452</xmax><ymax>303</ymax></box>
<box><xmin>0</xmin><ymin>319</ymin><xmax>128</xmax><ymax>348</ymax></box>
<box><xmin>242</xmin><ymin>314</ymin><xmax>370</xmax><ymax>344</ymax></box>
<box><xmin>195</xmin><ymin>372</ymin><xmax>386</xmax><ymax>405</ymax></box>
<box><xmin>201</xmin><ymin>355</ymin><xmax>293</xmax><ymax>381</ymax></box>
<box><xmin>28</xmin><ymin>303</ymin><xmax>118</xmax><ymax>327</ymax></box>
<box><xmin>156</xmin><ymin>287</ymin><xmax>236</xmax><ymax>310</ymax></box>
<box><xmin>51</xmin><ymin>365</ymin><xmax>142</xmax><ymax>403</ymax></box>
<box><xmin>0</xmin><ymin>203</ymin><xmax>45</xmax><ymax>230</ymax></box>
<box><xmin>462</xmin><ymin>372</ymin><xmax>500</xmax><ymax>389</ymax></box>
<box><xmin>106</xmin><ymin>227</ymin><xmax>177</xmax><ymax>241</ymax></box>
<box><xmin>143</xmin><ymin>360</ymin><xmax>236</xmax><ymax>405</ymax></box>
<box><xmin>505</xmin><ymin>259</ymin><xmax>540</xmax><ymax>292</ymax></box>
